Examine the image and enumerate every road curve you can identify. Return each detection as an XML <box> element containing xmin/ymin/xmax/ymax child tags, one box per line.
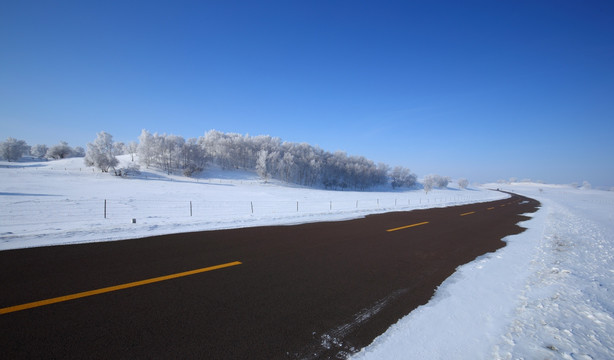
<box><xmin>0</xmin><ymin>192</ymin><xmax>540</xmax><ymax>359</ymax></box>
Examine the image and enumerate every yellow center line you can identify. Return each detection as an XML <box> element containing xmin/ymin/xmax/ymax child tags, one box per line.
<box><xmin>487</xmin><ymin>207</ymin><xmax>495</xmax><ymax>210</ymax></box>
<box><xmin>0</xmin><ymin>261</ymin><xmax>242</xmax><ymax>315</ymax></box>
<box><xmin>386</xmin><ymin>221</ymin><xmax>429</xmax><ymax>232</ymax></box>
<box><xmin>460</xmin><ymin>211</ymin><xmax>475</xmax><ymax>216</ymax></box>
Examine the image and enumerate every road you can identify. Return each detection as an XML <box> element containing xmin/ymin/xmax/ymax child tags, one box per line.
<box><xmin>0</xmin><ymin>192</ymin><xmax>540</xmax><ymax>359</ymax></box>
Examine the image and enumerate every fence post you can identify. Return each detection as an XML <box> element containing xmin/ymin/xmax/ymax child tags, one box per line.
<box><xmin>104</xmin><ymin>199</ymin><xmax>107</xmax><ymax>219</ymax></box>
<box><xmin>330</xmin><ymin>201</ymin><xmax>332</xmax><ymax>211</ymax></box>
<box><xmin>190</xmin><ymin>201</ymin><xmax>193</xmax><ymax>216</ymax></box>
<box><xmin>297</xmin><ymin>201</ymin><xmax>299</xmax><ymax>212</ymax></box>
<box><xmin>251</xmin><ymin>201</ymin><xmax>254</xmax><ymax>214</ymax></box>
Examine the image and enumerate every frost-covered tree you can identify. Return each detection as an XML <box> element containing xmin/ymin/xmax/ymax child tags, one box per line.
<box><xmin>458</xmin><ymin>178</ymin><xmax>469</xmax><ymax>189</ymax></box>
<box><xmin>84</xmin><ymin>132</ymin><xmax>119</xmax><ymax>173</ymax></box>
<box><xmin>390</xmin><ymin>166</ymin><xmax>417</xmax><ymax>189</ymax></box>
<box><xmin>423</xmin><ymin>178</ymin><xmax>434</xmax><ymax>193</ymax></box>
<box><xmin>436</xmin><ymin>175</ymin><xmax>450</xmax><ymax>188</ymax></box>
<box><xmin>73</xmin><ymin>146</ymin><xmax>85</xmax><ymax>157</ymax></box>
<box><xmin>137</xmin><ymin>130</ymin><xmax>193</xmax><ymax>174</ymax></box>
<box><xmin>46</xmin><ymin>141</ymin><xmax>73</xmax><ymax>159</ymax></box>
<box><xmin>158</xmin><ymin>134</ymin><xmax>184</xmax><ymax>174</ymax></box>
<box><xmin>127</xmin><ymin>141</ymin><xmax>138</xmax><ymax>162</ymax></box>
<box><xmin>113</xmin><ymin>142</ymin><xmax>126</xmax><ymax>156</ymax></box>
<box><xmin>181</xmin><ymin>138</ymin><xmax>205</xmax><ymax>177</ymax></box>
<box><xmin>0</xmin><ymin>137</ymin><xmax>30</xmax><ymax>161</ymax></box>
<box><xmin>30</xmin><ymin>144</ymin><xmax>49</xmax><ymax>159</ymax></box>
<box><xmin>423</xmin><ymin>174</ymin><xmax>450</xmax><ymax>193</ymax></box>
<box><xmin>137</xmin><ymin>129</ymin><xmax>156</xmax><ymax>167</ymax></box>
<box><xmin>135</xmin><ymin>128</ymin><xmax>417</xmax><ymax>190</ymax></box>
<box><xmin>280</xmin><ymin>151</ymin><xmax>295</xmax><ymax>182</ymax></box>
<box><xmin>256</xmin><ymin>149</ymin><xmax>270</xmax><ymax>181</ymax></box>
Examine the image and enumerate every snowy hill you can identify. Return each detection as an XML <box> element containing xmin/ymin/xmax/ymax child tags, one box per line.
<box><xmin>1</xmin><ymin>155</ymin><xmax>503</xmax><ymax>250</ymax></box>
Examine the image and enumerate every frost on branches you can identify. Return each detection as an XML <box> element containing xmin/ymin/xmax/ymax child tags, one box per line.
<box><xmin>84</xmin><ymin>132</ymin><xmax>119</xmax><ymax>173</ymax></box>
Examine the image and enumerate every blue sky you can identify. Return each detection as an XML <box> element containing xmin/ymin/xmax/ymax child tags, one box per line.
<box><xmin>1</xmin><ymin>1</ymin><xmax>613</xmax><ymax>187</ymax></box>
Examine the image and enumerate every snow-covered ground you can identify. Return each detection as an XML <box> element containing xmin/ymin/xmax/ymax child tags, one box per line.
<box><xmin>2</xmin><ymin>157</ymin><xmax>613</xmax><ymax>359</ymax></box>
<box><xmin>0</xmin><ymin>156</ymin><xmax>504</xmax><ymax>250</ymax></box>
<box><xmin>353</xmin><ymin>183</ymin><xmax>614</xmax><ymax>360</ymax></box>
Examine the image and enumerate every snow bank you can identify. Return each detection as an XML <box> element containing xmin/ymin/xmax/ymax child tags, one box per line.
<box><xmin>494</xmin><ymin>184</ymin><xmax>614</xmax><ymax>359</ymax></box>
<box><xmin>0</xmin><ymin>156</ymin><xmax>505</xmax><ymax>250</ymax></box>
<box><xmin>352</xmin><ymin>183</ymin><xmax>614</xmax><ymax>360</ymax></box>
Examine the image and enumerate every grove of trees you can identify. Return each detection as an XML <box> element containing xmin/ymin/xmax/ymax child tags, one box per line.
<box><xmin>136</xmin><ymin>129</ymin><xmax>416</xmax><ymax>190</ymax></box>
<box><xmin>0</xmin><ymin>137</ymin><xmax>83</xmax><ymax>161</ymax></box>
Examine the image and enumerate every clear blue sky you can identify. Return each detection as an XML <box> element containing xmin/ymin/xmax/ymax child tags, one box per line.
<box><xmin>1</xmin><ymin>1</ymin><xmax>613</xmax><ymax>187</ymax></box>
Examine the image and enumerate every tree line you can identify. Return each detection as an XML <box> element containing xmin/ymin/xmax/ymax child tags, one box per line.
<box><xmin>136</xmin><ymin>129</ymin><xmax>417</xmax><ymax>190</ymax></box>
<box><xmin>0</xmin><ymin>138</ymin><xmax>84</xmax><ymax>161</ymax></box>
<box><xmin>2</xmin><ymin>131</ymin><xmax>466</xmax><ymax>191</ymax></box>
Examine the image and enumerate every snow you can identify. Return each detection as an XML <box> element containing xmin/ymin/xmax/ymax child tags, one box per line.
<box><xmin>0</xmin><ymin>156</ymin><xmax>504</xmax><ymax>250</ymax></box>
<box><xmin>3</xmin><ymin>158</ymin><xmax>614</xmax><ymax>359</ymax></box>
<box><xmin>352</xmin><ymin>183</ymin><xmax>614</xmax><ymax>360</ymax></box>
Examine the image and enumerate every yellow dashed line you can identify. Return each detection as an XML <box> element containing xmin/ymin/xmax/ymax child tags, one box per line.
<box><xmin>386</xmin><ymin>221</ymin><xmax>429</xmax><ymax>232</ymax></box>
<box><xmin>0</xmin><ymin>261</ymin><xmax>242</xmax><ymax>315</ymax></box>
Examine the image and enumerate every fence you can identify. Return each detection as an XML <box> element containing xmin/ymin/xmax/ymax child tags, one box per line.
<box><xmin>1</xmin><ymin>194</ymin><xmax>497</xmax><ymax>229</ymax></box>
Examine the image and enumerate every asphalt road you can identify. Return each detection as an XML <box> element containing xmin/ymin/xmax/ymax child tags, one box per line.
<box><xmin>0</xmin><ymin>192</ymin><xmax>540</xmax><ymax>359</ymax></box>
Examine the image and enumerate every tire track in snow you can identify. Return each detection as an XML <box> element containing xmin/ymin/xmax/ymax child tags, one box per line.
<box><xmin>298</xmin><ymin>289</ymin><xmax>408</xmax><ymax>360</ymax></box>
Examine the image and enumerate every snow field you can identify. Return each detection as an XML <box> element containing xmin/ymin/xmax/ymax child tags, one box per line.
<box><xmin>0</xmin><ymin>156</ymin><xmax>505</xmax><ymax>250</ymax></box>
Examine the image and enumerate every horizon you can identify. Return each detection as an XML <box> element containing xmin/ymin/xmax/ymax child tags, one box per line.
<box><xmin>1</xmin><ymin>1</ymin><xmax>613</xmax><ymax>187</ymax></box>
